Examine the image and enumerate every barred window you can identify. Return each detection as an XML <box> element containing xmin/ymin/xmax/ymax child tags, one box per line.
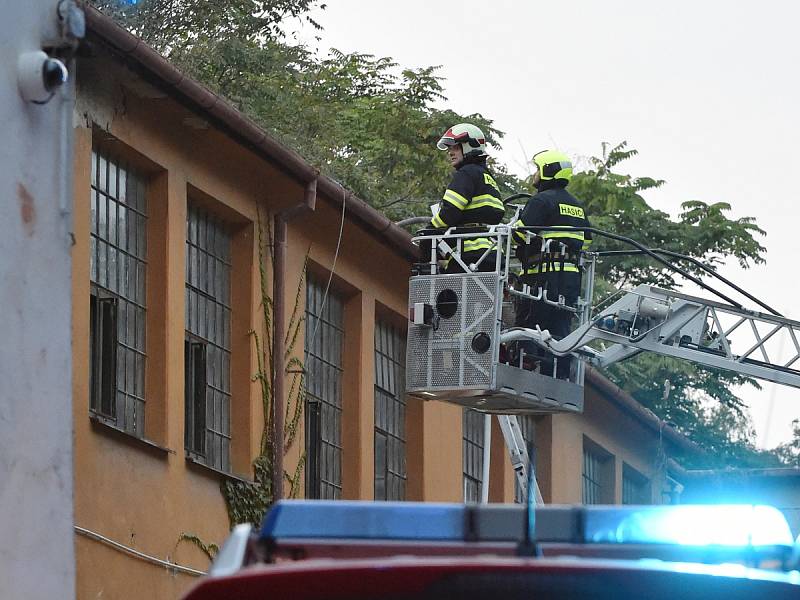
<box><xmin>374</xmin><ymin>320</ymin><xmax>407</xmax><ymax>501</ymax></box>
<box><xmin>185</xmin><ymin>205</ymin><xmax>232</xmax><ymax>472</ymax></box>
<box><xmin>582</xmin><ymin>438</ymin><xmax>614</xmax><ymax>504</ymax></box>
<box><xmin>463</xmin><ymin>409</ymin><xmax>485</xmax><ymax>502</ymax></box>
<box><xmin>89</xmin><ymin>148</ymin><xmax>147</xmax><ymax>437</ymax></box>
<box><xmin>514</xmin><ymin>415</ymin><xmax>537</xmax><ymax>503</ymax></box>
<box><xmin>622</xmin><ymin>464</ymin><xmax>650</xmax><ymax>505</ymax></box>
<box><xmin>304</xmin><ymin>277</ymin><xmax>344</xmax><ymax>499</ymax></box>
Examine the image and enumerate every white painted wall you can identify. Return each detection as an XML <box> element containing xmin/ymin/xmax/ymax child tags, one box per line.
<box><xmin>0</xmin><ymin>2</ymin><xmax>76</xmax><ymax>598</ymax></box>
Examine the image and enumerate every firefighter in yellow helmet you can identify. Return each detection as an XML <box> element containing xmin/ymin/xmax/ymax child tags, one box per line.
<box><xmin>513</xmin><ymin>149</ymin><xmax>591</xmax><ymax>378</ymax></box>
<box><xmin>430</xmin><ymin>123</ymin><xmax>505</xmax><ymax>272</ymax></box>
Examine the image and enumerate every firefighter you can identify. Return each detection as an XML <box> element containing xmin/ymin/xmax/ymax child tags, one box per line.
<box><xmin>429</xmin><ymin>123</ymin><xmax>505</xmax><ymax>272</ymax></box>
<box><xmin>513</xmin><ymin>149</ymin><xmax>591</xmax><ymax>378</ymax></box>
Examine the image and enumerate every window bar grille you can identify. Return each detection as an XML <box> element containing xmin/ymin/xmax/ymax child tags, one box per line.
<box><xmin>463</xmin><ymin>408</ymin><xmax>485</xmax><ymax>503</ymax></box>
<box><xmin>89</xmin><ymin>148</ymin><xmax>147</xmax><ymax>437</ymax></box>
<box><xmin>582</xmin><ymin>447</ymin><xmax>602</xmax><ymax>505</ymax></box>
<box><xmin>374</xmin><ymin>320</ymin><xmax>407</xmax><ymax>501</ymax></box>
<box><xmin>304</xmin><ymin>277</ymin><xmax>344</xmax><ymax>499</ymax></box>
<box><xmin>184</xmin><ymin>205</ymin><xmax>232</xmax><ymax>472</ymax></box>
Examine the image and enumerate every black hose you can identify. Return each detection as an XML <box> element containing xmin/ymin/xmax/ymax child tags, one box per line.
<box><xmin>516</xmin><ymin>225</ymin><xmax>757</xmax><ymax>314</ymax></box>
<box><xmin>594</xmin><ymin>249</ymin><xmax>781</xmax><ymax>316</ymax></box>
<box><xmin>503</xmin><ymin>193</ymin><xmax>534</xmax><ymax>205</ymax></box>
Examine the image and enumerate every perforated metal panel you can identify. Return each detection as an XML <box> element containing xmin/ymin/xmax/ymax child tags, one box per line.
<box><xmin>407</xmin><ymin>273</ymin><xmax>502</xmax><ymax>392</ymax></box>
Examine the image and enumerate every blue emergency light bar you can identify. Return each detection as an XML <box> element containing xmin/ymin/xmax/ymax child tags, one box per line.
<box><xmin>260</xmin><ymin>501</ymin><xmax>796</xmax><ymax>549</ymax></box>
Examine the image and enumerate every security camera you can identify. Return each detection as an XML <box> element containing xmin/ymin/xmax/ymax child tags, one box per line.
<box><xmin>18</xmin><ymin>50</ymin><xmax>69</xmax><ymax>104</ymax></box>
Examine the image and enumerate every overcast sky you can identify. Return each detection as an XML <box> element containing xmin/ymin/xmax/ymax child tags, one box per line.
<box><xmin>295</xmin><ymin>0</ymin><xmax>800</xmax><ymax>448</ymax></box>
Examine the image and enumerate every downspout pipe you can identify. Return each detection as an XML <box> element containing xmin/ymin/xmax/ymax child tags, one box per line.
<box><xmin>272</xmin><ymin>179</ymin><xmax>317</xmax><ymax>502</ymax></box>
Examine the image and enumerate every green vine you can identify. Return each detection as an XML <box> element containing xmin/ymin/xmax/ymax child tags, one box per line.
<box><xmin>176</xmin><ymin>533</ymin><xmax>219</xmax><ymax>562</ymax></box>
<box><xmin>220</xmin><ymin>206</ymin><xmax>309</xmax><ymax>526</ymax></box>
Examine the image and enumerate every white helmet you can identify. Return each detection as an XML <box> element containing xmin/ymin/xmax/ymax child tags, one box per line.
<box><xmin>436</xmin><ymin>123</ymin><xmax>487</xmax><ymax>159</ymax></box>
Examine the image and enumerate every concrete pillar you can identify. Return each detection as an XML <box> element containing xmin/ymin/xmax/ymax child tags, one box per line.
<box><xmin>0</xmin><ymin>2</ymin><xmax>77</xmax><ymax>598</ymax></box>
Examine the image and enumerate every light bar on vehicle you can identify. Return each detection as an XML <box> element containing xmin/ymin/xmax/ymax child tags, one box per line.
<box><xmin>260</xmin><ymin>501</ymin><xmax>796</xmax><ymax>548</ymax></box>
<box><xmin>261</xmin><ymin>501</ymin><xmax>522</xmax><ymax>541</ymax></box>
<box><xmin>584</xmin><ymin>504</ymin><xmax>795</xmax><ymax>547</ymax></box>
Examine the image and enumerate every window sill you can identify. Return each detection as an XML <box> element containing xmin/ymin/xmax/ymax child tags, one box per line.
<box><xmin>89</xmin><ymin>413</ymin><xmax>174</xmax><ymax>456</ymax></box>
<box><xmin>184</xmin><ymin>452</ymin><xmax>253</xmax><ymax>485</ymax></box>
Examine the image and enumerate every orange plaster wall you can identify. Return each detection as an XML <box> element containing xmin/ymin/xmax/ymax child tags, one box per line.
<box><xmin>73</xmin><ymin>62</ymin><xmax>297</xmax><ymax>598</ymax></box>
<box><xmin>73</xmin><ymin>51</ymin><xmax>680</xmax><ymax>600</ymax></box>
<box><xmin>73</xmin><ymin>56</ymin><xmax>470</xmax><ymax>600</ymax></box>
<box><xmin>547</xmin><ymin>383</ymin><xmax>666</xmax><ymax>504</ymax></box>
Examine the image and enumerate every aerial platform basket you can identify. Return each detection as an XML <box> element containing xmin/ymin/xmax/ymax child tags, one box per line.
<box><xmin>406</xmin><ymin>225</ymin><xmax>589</xmax><ymax>415</ymax></box>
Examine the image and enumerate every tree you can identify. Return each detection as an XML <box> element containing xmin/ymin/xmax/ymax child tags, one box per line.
<box><xmin>90</xmin><ymin>0</ymin><xmax>518</xmax><ymax>222</ymax></box>
<box><xmin>775</xmin><ymin>420</ymin><xmax>800</xmax><ymax>467</ymax></box>
<box><xmin>548</xmin><ymin>143</ymin><xmax>774</xmax><ymax>467</ymax></box>
<box><xmin>90</xmin><ymin>3</ymin><xmax>779</xmax><ymax>468</ymax></box>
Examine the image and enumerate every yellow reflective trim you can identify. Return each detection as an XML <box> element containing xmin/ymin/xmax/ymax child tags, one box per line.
<box><xmin>462</xmin><ymin>238</ymin><xmax>495</xmax><ymax>252</ymax></box>
<box><xmin>512</xmin><ymin>219</ymin><xmax>527</xmax><ymax>243</ymax></box>
<box><xmin>540</xmin><ymin>230</ymin><xmax>585</xmax><ymax>241</ymax></box>
<box><xmin>558</xmin><ymin>203</ymin><xmax>585</xmax><ymax>219</ymax></box>
<box><xmin>442</xmin><ymin>189</ymin><xmax>468</xmax><ymax>208</ymax></box>
<box><xmin>431</xmin><ymin>213</ymin><xmax>447</xmax><ymax>228</ymax></box>
<box><xmin>520</xmin><ymin>263</ymin><xmax>580</xmax><ymax>275</ymax></box>
<box><xmin>483</xmin><ymin>173</ymin><xmax>501</xmax><ymax>193</ymax></box>
<box><xmin>466</xmin><ymin>194</ymin><xmax>504</xmax><ymax>210</ymax></box>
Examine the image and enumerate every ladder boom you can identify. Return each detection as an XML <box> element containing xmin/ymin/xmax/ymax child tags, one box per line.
<box><xmin>546</xmin><ymin>285</ymin><xmax>800</xmax><ymax>388</ymax></box>
<box><xmin>497</xmin><ymin>415</ymin><xmax>544</xmax><ymax>506</ymax></box>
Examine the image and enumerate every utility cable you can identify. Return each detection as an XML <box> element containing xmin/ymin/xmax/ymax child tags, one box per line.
<box><xmin>309</xmin><ymin>186</ymin><xmax>347</xmax><ymax>345</ymax></box>
<box><xmin>74</xmin><ymin>526</ymin><xmax>206</xmax><ymax>577</ymax></box>
<box><xmin>518</xmin><ymin>226</ymin><xmax>749</xmax><ymax>313</ymax></box>
<box><xmin>595</xmin><ymin>248</ymin><xmax>781</xmax><ymax>316</ymax></box>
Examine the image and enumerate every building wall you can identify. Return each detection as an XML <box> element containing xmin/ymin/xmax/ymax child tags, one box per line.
<box><xmin>72</xmin><ymin>49</ymin><xmax>684</xmax><ymax>600</ymax></box>
<box><xmin>72</xmin><ymin>53</ymin><xmax>505</xmax><ymax>600</ymax></box>
<box><xmin>543</xmin><ymin>384</ymin><xmax>670</xmax><ymax>505</ymax></box>
<box><xmin>0</xmin><ymin>2</ymin><xmax>76</xmax><ymax>599</ymax></box>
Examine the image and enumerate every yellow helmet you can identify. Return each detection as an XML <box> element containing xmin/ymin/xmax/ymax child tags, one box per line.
<box><xmin>532</xmin><ymin>149</ymin><xmax>573</xmax><ymax>182</ymax></box>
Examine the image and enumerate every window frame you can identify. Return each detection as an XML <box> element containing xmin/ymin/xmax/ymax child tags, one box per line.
<box><xmin>304</xmin><ymin>275</ymin><xmax>345</xmax><ymax>500</ymax></box>
<box><xmin>622</xmin><ymin>463</ymin><xmax>651</xmax><ymax>505</ymax></box>
<box><xmin>88</xmin><ymin>147</ymin><xmax>148</xmax><ymax>438</ymax></box>
<box><xmin>582</xmin><ymin>437</ymin><xmax>614</xmax><ymax>505</ymax></box>
<box><xmin>184</xmin><ymin>204</ymin><xmax>233</xmax><ymax>473</ymax></box>
<box><xmin>463</xmin><ymin>409</ymin><xmax>485</xmax><ymax>503</ymax></box>
<box><xmin>374</xmin><ymin>319</ymin><xmax>407</xmax><ymax>501</ymax></box>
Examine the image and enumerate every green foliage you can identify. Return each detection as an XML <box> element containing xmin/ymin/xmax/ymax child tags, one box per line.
<box><xmin>90</xmin><ymin>2</ymin><xmax>783</xmax><ymax>470</ymax></box>
<box><xmin>775</xmin><ymin>420</ymin><xmax>800</xmax><ymax>466</ymax></box>
<box><xmin>220</xmin><ymin>208</ymin><xmax>307</xmax><ymax>526</ymax></box>
<box><xmin>566</xmin><ymin>142</ymin><xmax>765</xmax><ymax>290</ymax></box>
<box><xmin>176</xmin><ymin>533</ymin><xmax>219</xmax><ymax>562</ymax></box>
<box><xmin>90</xmin><ymin>0</ymin><xmax>324</xmax><ymax>57</ymax></box>
<box><xmin>90</xmin><ymin>0</ymin><xmax>515</xmax><ymax>222</ymax></box>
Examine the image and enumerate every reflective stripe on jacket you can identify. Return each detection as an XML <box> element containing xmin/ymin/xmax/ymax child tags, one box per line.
<box><xmin>513</xmin><ymin>186</ymin><xmax>591</xmax><ymax>252</ymax></box>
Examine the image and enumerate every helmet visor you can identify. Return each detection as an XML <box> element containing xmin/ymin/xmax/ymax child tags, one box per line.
<box><xmin>436</xmin><ymin>136</ymin><xmax>457</xmax><ymax>150</ymax></box>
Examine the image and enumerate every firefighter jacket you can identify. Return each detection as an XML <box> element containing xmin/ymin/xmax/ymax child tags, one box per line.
<box><xmin>431</xmin><ymin>159</ymin><xmax>505</xmax><ymax>254</ymax></box>
<box><xmin>513</xmin><ymin>185</ymin><xmax>591</xmax><ymax>275</ymax></box>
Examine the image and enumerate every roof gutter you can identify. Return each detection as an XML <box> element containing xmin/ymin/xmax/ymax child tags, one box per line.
<box><xmin>585</xmin><ymin>367</ymin><xmax>704</xmax><ymax>456</ymax></box>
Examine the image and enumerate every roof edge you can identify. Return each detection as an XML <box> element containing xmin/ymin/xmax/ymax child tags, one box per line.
<box><xmin>585</xmin><ymin>367</ymin><xmax>704</xmax><ymax>456</ymax></box>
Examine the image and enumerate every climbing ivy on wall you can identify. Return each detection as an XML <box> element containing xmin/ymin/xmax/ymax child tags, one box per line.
<box><xmin>220</xmin><ymin>207</ymin><xmax>307</xmax><ymax>526</ymax></box>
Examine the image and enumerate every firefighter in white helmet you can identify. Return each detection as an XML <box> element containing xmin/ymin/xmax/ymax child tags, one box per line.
<box><xmin>430</xmin><ymin>123</ymin><xmax>505</xmax><ymax>272</ymax></box>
